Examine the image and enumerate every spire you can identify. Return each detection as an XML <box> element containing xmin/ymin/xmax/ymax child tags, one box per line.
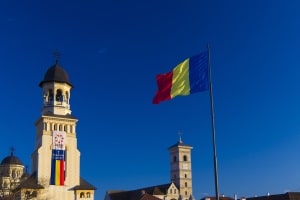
<box><xmin>178</xmin><ymin>131</ymin><xmax>183</xmax><ymax>143</ymax></box>
<box><xmin>10</xmin><ymin>146</ymin><xmax>15</xmax><ymax>156</ymax></box>
<box><xmin>53</xmin><ymin>50</ymin><xmax>61</xmax><ymax>64</ymax></box>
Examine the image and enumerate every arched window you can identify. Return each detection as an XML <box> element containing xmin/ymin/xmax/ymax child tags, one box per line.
<box><xmin>25</xmin><ymin>191</ymin><xmax>31</xmax><ymax>198</ymax></box>
<box><xmin>54</xmin><ymin>124</ymin><xmax>57</xmax><ymax>130</ymax></box>
<box><xmin>66</xmin><ymin>91</ymin><xmax>69</xmax><ymax>103</ymax></box>
<box><xmin>44</xmin><ymin>123</ymin><xmax>47</xmax><ymax>131</ymax></box>
<box><xmin>183</xmin><ymin>155</ymin><xmax>188</xmax><ymax>161</ymax></box>
<box><xmin>80</xmin><ymin>192</ymin><xmax>85</xmax><ymax>198</ymax></box>
<box><xmin>170</xmin><ymin>189</ymin><xmax>173</xmax><ymax>194</ymax></box>
<box><xmin>173</xmin><ymin>156</ymin><xmax>177</xmax><ymax>162</ymax></box>
<box><xmin>59</xmin><ymin>125</ymin><xmax>62</xmax><ymax>131</ymax></box>
<box><xmin>64</xmin><ymin>125</ymin><xmax>67</xmax><ymax>132</ymax></box>
<box><xmin>185</xmin><ymin>191</ymin><xmax>188</xmax><ymax>195</ymax></box>
<box><xmin>49</xmin><ymin>89</ymin><xmax>53</xmax><ymax>101</ymax></box>
<box><xmin>86</xmin><ymin>192</ymin><xmax>91</xmax><ymax>198</ymax></box>
<box><xmin>185</xmin><ymin>174</ymin><xmax>187</xmax><ymax>178</ymax></box>
<box><xmin>56</xmin><ymin>89</ymin><xmax>63</xmax><ymax>102</ymax></box>
<box><xmin>185</xmin><ymin>182</ymin><xmax>188</xmax><ymax>187</ymax></box>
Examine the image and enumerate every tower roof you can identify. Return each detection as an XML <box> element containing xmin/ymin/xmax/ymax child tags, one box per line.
<box><xmin>1</xmin><ymin>152</ymin><xmax>23</xmax><ymax>165</ymax></box>
<box><xmin>168</xmin><ymin>139</ymin><xmax>192</xmax><ymax>149</ymax></box>
<box><xmin>39</xmin><ymin>62</ymin><xmax>72</xmax><ymax>87</ymax></box>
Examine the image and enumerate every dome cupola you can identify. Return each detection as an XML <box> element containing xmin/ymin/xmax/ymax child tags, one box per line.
<box><xmin>39</xmin><ymin>62</ymin><xmax>72</xmax><ymax>87</ymax></box>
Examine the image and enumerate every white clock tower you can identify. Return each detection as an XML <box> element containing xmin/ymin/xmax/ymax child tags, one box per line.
<box><xmin>29</xmin><ymin>60</ymin><xmax>95</xmax><ymax>199</ymax></box>
<box><xmin>169</xmin><ymin>138</ymin><xmax>194</xmax><ymax>200</ymax></box>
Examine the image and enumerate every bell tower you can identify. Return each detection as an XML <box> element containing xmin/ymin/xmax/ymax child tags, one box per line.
<box><xmin>169</xmin><ymin>138</ymin><xmax>194</xmax><ymax>200</ymax></box>
<box><xmin>31</xmin><ymin>60</ymin><xmax>81</xmax><ymax>199</ymax></box>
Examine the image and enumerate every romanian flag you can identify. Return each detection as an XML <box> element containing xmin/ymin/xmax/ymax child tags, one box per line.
<box><xmin>50</xmin><ymin>149</ymin><xmax>65</xmax><ymax>185</ymax></box>
<box><xmin>50</xmin><ymin>131</ymin><xmax>66</xmax><ymax>186</ymax></box>
<box><xmin>153</xmin><ymin>52</ymin><xmax>209</xmax><ymax>104</ymax></box>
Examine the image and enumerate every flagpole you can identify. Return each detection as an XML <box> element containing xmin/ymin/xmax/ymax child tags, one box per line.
<box><xmin>207</xmin><ymin>44</ymin><xmax>219</xmax><ymax>200</ymax></box>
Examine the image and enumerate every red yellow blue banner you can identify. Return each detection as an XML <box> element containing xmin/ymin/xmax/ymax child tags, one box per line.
<box><xmin>153</xmin><ymin>52</ymin><xmax>209</xmax><ymax>104</ymax></box>
<box><xmin>50</xmin><ymin>131</ymin><xmax>66</xmax><ymax>185</ymax></box>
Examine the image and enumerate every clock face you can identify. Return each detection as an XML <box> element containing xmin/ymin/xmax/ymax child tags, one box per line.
<box><xmin>55</xmin><ymin>133</ymin><xmax>64</xmax><ymax>144</ymax></box>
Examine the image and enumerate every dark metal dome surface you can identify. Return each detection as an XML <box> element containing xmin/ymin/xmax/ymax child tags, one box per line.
<box><xmin>1</xmin><ymin>155</ymin><xmax>23</xmax><ymax>165</ymax></box>
<box><xmin>39</xmin><ymin>63</ymin><xmax>72</xmax><ymax>87</ymax></box>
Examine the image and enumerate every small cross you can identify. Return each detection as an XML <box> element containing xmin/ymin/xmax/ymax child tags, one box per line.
<box><xmin>178</xmin><ymin>131</ymin><xmax>183</xmax><ymax>143</ymax></box>
<box><xmin>53</xmin><ymin>50</ymin><xmax>61</xmax><ymax>64</ymax></box>
<box><xmin>10</xmin><ymin>146</ymin><xmax>15</xmax><ymax>156</ymax></box>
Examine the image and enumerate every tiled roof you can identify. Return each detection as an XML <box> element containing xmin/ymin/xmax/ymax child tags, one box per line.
<box><xmin>201</xmin><ymin>197</ymin><xmax>234</xmax><ymax>200</ymax></box>
<box><xmin>168</xmin><ymin>140</ymin><xmax>192</xmax><ymax>149</ymax></box>
<box><xmin>106</xmin><ymin>183</ymin><xmax>171</xmax><ymax>200</ymax></box>
<box><xmin>17</xmin><ymin>172</ymin><xmax>44</xmax><ymax>189</ymax></box>
<box><xmin>247</xmin><ymin>192</ymin><xmax>300</xmax><ymax>200</ymax></box>
<box><xmin>71</xmin><ymin>177</ymin><xmax>96</xmax><ymax>190</ymax></box>
<box><xmin>140</xmin><ymin>193</ymin><xmax>162</xmax><ymax>200</ymax></box>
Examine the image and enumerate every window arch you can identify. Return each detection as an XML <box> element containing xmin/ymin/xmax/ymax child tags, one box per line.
<box><xmin>80</xmin><ymin>192</ymin><xmax>85</xmax><ymax>198</ymax></box>
<box><xmin>185</xmin><ymin>174</ymin><xmax>187</xmax><ymax>178</ymax></box>
<box><xmin>66</xmin><ymin>91</ymin><xmax>69</xmax><ymax>103</ymax></box>
<box><xmin>54</xmin><ymin>124</ymin><xmax>57</xmax><ymax>130</ymax></box>
<box><xmin>25</xmin><ymin>191</ymin><xmax>31</xmax><ymax>198</ymax></box>
<box><xmin>86</xmin><ymin>192</ymin><xmax>91</xmax><ymax>198</ymax></box>
<box><xmin>183</xmin><ymin>155</ymin><xmax>188</xmax><ymax>161</ymax></box>
<box><xmin>56</xmin><ymin>89</ymin><xmax>63</xmax><ymax>102</ymax></box>
<box><xmin>185</xmin><ymin>182</ymin><xmax>188</xmax><ymax>187</ymax></box>
<box><xmin>49</xmin><ymin>89</ymin><xmax>53</xmax><ymax>101</ymax></box>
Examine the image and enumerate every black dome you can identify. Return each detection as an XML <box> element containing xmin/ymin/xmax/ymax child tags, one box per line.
<box><xmin>1</xmin><ymin>155</ymin><xmax>23</xmax><ymax>165</ymax></box>
<box><xmin>39</xmin><ymin>63</ymin><xmax>72</xmax><ymax>87</ymax></box>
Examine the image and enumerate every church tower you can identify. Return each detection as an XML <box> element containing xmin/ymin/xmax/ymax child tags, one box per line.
<box><xmin>30</xmin><ymin>60</ymin><xmax>95</xmax><ymax>199</ymax></box>
<box><xmin>169</xmin><ymin>138</ymin><xmax>193</xmax><ymax>200</ymax></box>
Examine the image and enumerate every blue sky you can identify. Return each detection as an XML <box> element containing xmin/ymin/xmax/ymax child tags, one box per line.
<box><xmin>1</xmin><ymin>0</ymin><xmax>300</xmax><ymax>199</ymax></box>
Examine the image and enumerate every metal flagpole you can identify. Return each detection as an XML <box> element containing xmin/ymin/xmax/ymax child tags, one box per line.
<box><xmin>207</xmin><ymin>44</ymin><xmax>219</xmax><ymax>200</ymax></box>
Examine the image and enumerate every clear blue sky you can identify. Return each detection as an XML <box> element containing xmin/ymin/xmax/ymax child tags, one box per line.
<box><xmin>1</xmin><ymin>0</ymin><xmax>300</xmax><ymax>199</ymax></box>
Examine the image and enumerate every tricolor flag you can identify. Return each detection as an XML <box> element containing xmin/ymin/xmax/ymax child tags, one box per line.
<box><xmin>152</xmin><ymin>51</ymin><xmax>209</xmax><ymax>104</ymax></box>
<box><xmin>50</xmin><ymin>131</ymin><xmax>66</xmax><ymax>186</ymax></box>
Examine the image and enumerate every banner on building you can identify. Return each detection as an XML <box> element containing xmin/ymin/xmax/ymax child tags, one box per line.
<box><xmin>50</xmin><ymin>130</ymin><xmax>66</xmax><ymax>185</ymax></box>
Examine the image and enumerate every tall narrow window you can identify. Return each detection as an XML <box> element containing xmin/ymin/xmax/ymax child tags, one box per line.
<box><xmin>173</xmin><ymin>156</ymin><xmax>177</xmax><ymax>162</ymax></box>
<box><xmin>183</xmin><ymin>155</ymin><xmax>188</xmax><ymax>161</ymax></box>
<box><xmin>56</xmin><ymin>89</ymin><xmax>63</xmax><ymax>102</ymax></box>
<box><xmin>44</xmin><ymin>123</ymin><xmax>47</xmax><ymax>131</ymax></box>
<box><xmin>66</xmin><ymin>91</ymin><xmax>69</xmax><ymax>103</ymax></box>
<box><xmin>49</xmin><ymin>89</ymin><xmax>53</xmax><ymax>101</ymax></box>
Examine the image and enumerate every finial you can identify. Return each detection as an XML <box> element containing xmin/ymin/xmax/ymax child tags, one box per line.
<box><xmin>10</xmin><ymin>146</ymin><xmax>15</xmax><ymax>156</ymax></box>
<box><xmin>178</xmin><ymin>131</ymin><xmax>183</xmax><ymax>143</ymax></box>
<box><xmin>53</xmin><ymin>50</ymin><xmax>61</xmax><ymax>64</ymax></box>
